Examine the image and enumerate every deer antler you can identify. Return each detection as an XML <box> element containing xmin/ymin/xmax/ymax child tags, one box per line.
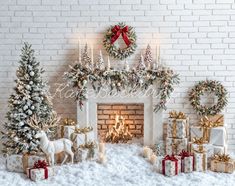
<box><xmin>42</xmin><ymin>112</ymin><xmax>61</xmax><ymax>131</ymax></box>
<box><xmin>27</xmin><ymin>114</ymin><xmax>42</xmax><ymax>130</ymax></box>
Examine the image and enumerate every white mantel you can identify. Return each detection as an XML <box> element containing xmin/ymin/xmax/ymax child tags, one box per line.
<box><xmin>77</xmin><ymin>90</ymin><xmax>163</xmax><ymax>145</ymax></box>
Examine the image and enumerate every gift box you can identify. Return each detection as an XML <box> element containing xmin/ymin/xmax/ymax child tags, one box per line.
<box><xmin>6</xmin><ymin>154</ymin><xmax>47</xmax><ymax>173</ymax></box>
<box><xmin>167</xmin><ymin>118</ymin><xmax>189</xmax><ymax>139</ymax></box>
<box><xmin>188</xmin><ymin>138</ymin><xmax>214</xmax><ymax>158</ymax></box>
<box><xmin>210</xmin><ymin>154</ymin><xmax>234</xmax><ymax>174</ymax></box>
<box><xmin>74</xmin><ymin>142</ymin><xmax>98</xmax><ymax>162</ymax></box>
<box><xmin>209</xmin><ymin>126</ymin><xmax>227</xmax><ymax>146</ymax></box>
<box><xmin>190</xmin><ymin>126</ymin><xmax>203</xmax><ymax>141</ymax></box>
<box><xmin>58</xmin><ymin>118</ymin><xmax>77</xmax><ymax>139</ymax></box>
<box><xmin>73</xmin><ymin>131</ymin><xmax>94</xmax><ymax>148</ymax></box>
<box><xmin>166</xmin><ymin>137</ymin><xmax>188</xmax><ymax>155</ymax></box>
<box><xmin>161</xmin><ymin>155</ymin><xmax>181</xmax><ymax>177</ymax></box>
<box><xmin>179</xmin><ymin>151</ymin><xmax>194</xmax><ymax>173</ymax></box>
<box><xmin>167</xmin><ymin>111</ymin><xmax>189</xmax><ymax>139</ymax></box>
<box><xmin>26</xmin><ymin>160</ymin><xmax>54</xmax><ymax>181</ymax></box>
<box><xmin>214</xmin><ymin>145</ymin><xmax>227</xmax><ymax>154</ymax></box>
<box><xmin>193</xmin><ymin>148</ymin><xmax>207</xmax><ymax>171</ymax></box>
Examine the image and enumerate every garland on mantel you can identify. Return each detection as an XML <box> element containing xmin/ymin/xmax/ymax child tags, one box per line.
<box><xmin>65</xmin><ymin>63</ymin><xmax>179</xmax><ymax>113</ymax></box>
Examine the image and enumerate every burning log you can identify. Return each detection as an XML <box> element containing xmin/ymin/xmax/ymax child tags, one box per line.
<box><xmin>105</xmin><ymin>115</ymin><xmax>132</xmax><ymax>143</ymax></box>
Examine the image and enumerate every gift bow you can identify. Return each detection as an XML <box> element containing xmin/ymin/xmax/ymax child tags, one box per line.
<box><xmin>63</xmin><ymin>118</ymin><xmax>76</xmax><ymax>126</ymax></box>
<box><xmin>212</xmin><ymin>154</ymin><xmax>231</xmax><ymax>162</ymax></box>
<box><xmin>169</xmin><ymin>111</ymin><xmax>186</xmax><ymax>119</ymax></box>
<box><xmin>164</xmin><ymin>155</ymin><xmax>178</xmax><ymax>161</ymax></box>
<box><xmin>33</xmin><ymin>160</ymin><xmax>48</xmax><ymax>169</ymax></box>
<box><xmin>179</xmin><ymin>150</ymin><xmax>192</xmax><ymax>158</ymax></box>
<box><xmin>110</xmin><ymin>25</ymin><xmax>131</xmax><ymax>46</ymax></box>
<box><xmin>74</xmin><ymin>126</ymin><xmax>93</xmax><ymax>134</ymax></box>
<box><xmin>192</xmin><ymin>137</ymin><xmax>205</xmax><ymax>145</ymax></box>
<box><xmin>79</xmin><ymin>141</ymin><xmax>97</xmax><ymax>149</ymax></box>
<box><xmin>199</xmin><ymin>115</ymin><xmax>223</xmax><ymax>128</ymax></box>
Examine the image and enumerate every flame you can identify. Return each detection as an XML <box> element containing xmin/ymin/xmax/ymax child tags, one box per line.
<box><xmin>105</xmin><ymin>115</ymin><xmax>133</xmax><ymax>143</ymax></box>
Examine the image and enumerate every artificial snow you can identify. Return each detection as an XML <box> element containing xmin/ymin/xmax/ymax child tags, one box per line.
<box><xmin>0</xmin><ymin>143</ymin><xmax>234</xmax><ymax>186</ymax></box>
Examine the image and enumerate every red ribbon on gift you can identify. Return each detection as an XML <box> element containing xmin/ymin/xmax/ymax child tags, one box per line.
<box><xmin>29</xmin><ymin>160</ymin><xmax>49</xmax><ymax>180</ymax></box>
<box><xmin>162</xmin><ymin>155</ymin><xmax>179</xmax><ymax>176</ymax></box>
<box><xmin>110</xmin><ymin>25</ymin><xmax>131</xmax><ymax>46</ymax></box>
<box><xmin>179</xmin><ymin>150</ymin><xmax>194</xmax><ymax>172</ymax></box>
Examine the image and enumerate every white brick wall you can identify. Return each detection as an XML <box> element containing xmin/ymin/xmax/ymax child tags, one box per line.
<box><xmin>1</xmin><ymin>0</ymin><xmax>235</xmax><ymax>151</ymax></box>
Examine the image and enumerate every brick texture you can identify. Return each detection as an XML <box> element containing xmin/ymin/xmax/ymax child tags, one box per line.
<box><xmin>0</xmin><ymin>0</ymin><xmax>235</xmax><ymax>151</ymax></box>
<box><xmin>97</xmin><ymin>104</ymin><xmax>144</xmax><ymax>140</ymax></box>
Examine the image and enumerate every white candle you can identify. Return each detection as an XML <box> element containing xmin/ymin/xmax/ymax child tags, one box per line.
<box><xmin>107</xmin><ymin>56</ymin><xmax>111</xmax><ymax>70</ymax></box>
<box><xmin>125</xmin><ymin>60</ymin><xmax>129</xmax><ymax>71</ymax></box>
<box><xmin>158</xmin><ymin>45</ymin><xmax>160</xmax><ymax>63</ymax></box>
<box><xmin>91</xmin><ymin>44</ymin><xmax>94</xmax><ymax>68</ymax></box>
<box><xmin>143</xmin><ymin>146</ymin><xmax>152</xmax><ymax>159</ymax></box>
<box><xmin>98</xmin><ymin>153</ymin><xmax>107</xmax><ymax>164</ymax></box>
<box><xmin>150</xmin><ymin>154</ymin><xmax>157</xmax><ymax>165</ymax></box>
<box><xmin>78</xmin><ymin>39</ymin><xmax>81</xmax><ymax>63</ymax></box>
<box><xmin>99</xmin><ymin>142</ymin><xmax>105</xmax><ymax>154</ymax></box>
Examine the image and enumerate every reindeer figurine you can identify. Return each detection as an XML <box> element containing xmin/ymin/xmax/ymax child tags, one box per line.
<box><xmin>28</xmin><ymin>113</ymin><xmax>74</xmax><ymax>166</ymax></box>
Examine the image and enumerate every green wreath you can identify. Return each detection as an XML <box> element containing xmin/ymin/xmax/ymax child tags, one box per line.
<box><xmin>103</xmin><ymin>22</ymin><xmax>137</xmax><ymax>60</ymax></box>
<box><xmin>189</xmin><ymin>80</ymin><xmax>228</xmax><ymax>116</ymax></box>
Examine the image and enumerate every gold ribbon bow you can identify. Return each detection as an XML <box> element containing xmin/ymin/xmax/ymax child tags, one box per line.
<box><xmin>199</xmin><ymin>115</ymin><xmax>223</xmax><ymax>142</ymax></box>
<box><xmin>192</xmin><ymin>137</ymin><xmax>205</xmax><ymax>145</ymax></box>
<box><xmin>74</xmin><ymin>126</ymin><xmax>93</xmax><ymax>134</ymax></box>
<box><xmin>212</xmin><ymin>154</ymin><xmax>231</xmax><ymax>162</ymax></box>
<box><xmin>169</xmin><ymin>111</ymin><xmax>187</xmax><ymax>119</ymax></box>
<box><xmin>79</xmin><ymin>141</ymin><xmax>97</xmax><ymax>149</ymax></box>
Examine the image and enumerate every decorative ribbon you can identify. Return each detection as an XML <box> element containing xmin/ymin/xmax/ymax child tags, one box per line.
<box><xmin>110</xmin><ymin>25</ymin><xmax>131</xmax><ymax>46</ymax></box>
<box><xmin>28</xmin><ymin>160</ymin><xmax>48</xmax><ymax>180</ymax></box>
<box><xmin>162</xmin><ymin>155</ymin><xmax>179</xmax><ymax>176</ymax></box>
<box><xmin>171</xmin><ymin>139</ymin><xmax>180</xmax><ymax>155</ymax></box>
<box><xmin>179</xmin><ymin>150</ymin><xmax>195</xmax><ymax>172</ymax></box>
<box><xmin>199</xmin><ymin>115</ymin><xmax>223</xmax><ymax>142</ymax></box>
<box><xmin>212</xmin><ymin>154</ymin><xmax>231</xmax><ymax>162</ymax></box>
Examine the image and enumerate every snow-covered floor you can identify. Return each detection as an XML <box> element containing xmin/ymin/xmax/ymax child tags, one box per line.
<box><xmin>0</xmin><ymin>143</ymin><xmax>235</xmax><ymax>186</ymax></box>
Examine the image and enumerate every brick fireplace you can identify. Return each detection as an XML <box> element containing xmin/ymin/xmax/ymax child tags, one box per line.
<box><xmin>97</xmin><ymin>103</ymin><xmax>144</xmax><ymax>141</ymax></box>
<box><xmin>77</xmin><ymin>92</ymin><xmax>163</xmax><ymax>145</ymax></box>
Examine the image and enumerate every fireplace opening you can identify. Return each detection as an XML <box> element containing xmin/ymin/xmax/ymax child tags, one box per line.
<box><xmin>97</xmin><ymin>103</ymin><xmax>144</xmax><ymax>143</ymax></box>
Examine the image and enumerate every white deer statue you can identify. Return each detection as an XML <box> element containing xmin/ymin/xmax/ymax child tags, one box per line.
<box><xmin>28</xmin><ymin>113</ymin><xmax>74</xmax><ymax>166</ymax></box>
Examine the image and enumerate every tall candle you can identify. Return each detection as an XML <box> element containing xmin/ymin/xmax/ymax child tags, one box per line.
<box><xmin>107</xmin><ymin>56</ymin><xmax>111</xmax><ymax>70</ymax></box>
<box><xmin>158</xmin><ymin>45</ymin><xmax>160</xmax><ymax>63</ymax></box>
<box><xmin>78</xmin><ymin>39</ymin><xmax>81</xmax><ymax>63</ymax></box>
<box><xmin>99</xmin><ymin>142</ymin><xmax>105</xmax><ymax>154</ymax></box>
<box><xmin>98</xmin><ymin>153</ymin><xmax>107</xmax><ymax>164</ymax></box>
<box><xmin>91</xmin><ymin>44</ymin><xmax>94</xmax><ymax>68</ymax></box>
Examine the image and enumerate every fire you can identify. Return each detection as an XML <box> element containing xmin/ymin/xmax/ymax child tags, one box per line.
<box><xmin>105</xmin><ymin>115</ymin><xmax>133</xmax><ymax>143</ymax></box>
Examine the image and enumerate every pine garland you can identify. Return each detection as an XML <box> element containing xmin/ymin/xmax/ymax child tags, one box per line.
<box><xmin>65</xmin><ymin>64</ymin><xmax>179</xmax><ymax>113</ymax></box>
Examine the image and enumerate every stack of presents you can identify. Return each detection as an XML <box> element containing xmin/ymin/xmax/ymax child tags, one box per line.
<box><xmin>144</xmin><ymin>111</ymin><xmax>235</xmax><ymax>176</ymax></box>
<box><xmin>6</xmin><ymin>118</ymin><xmax>101</xmax><ymax>181</ymax></box>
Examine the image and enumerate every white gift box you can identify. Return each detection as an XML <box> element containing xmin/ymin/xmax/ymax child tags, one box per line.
<box><xmin>190</xmin><ymin>126</ymin><xmax>203</xmax><ymax>141</ymax></box>
<box><xmin>74</xmin><ymin>147</ymin><xmax>98</xmax><ymax>162</ymax></box>
<box><xmin>214</xmin><ymin>145</ymin><xmax>227</xmax><ymax>154</ymax></box>
<box><xmin>6</xmin><ymin>155</ymin><xmax>23</xmax><ymax>173</ymax></box>
<box><xmin>182</xmin><ymin>156</ymin><xmax>194</xmax><ymax>173</ymax></box>
<box><xmin>26</xmin><ymin>167</ymin><xmax>54</xmax><ymax>181</ymax></box>
<box><xmin>167</xmin><ymin>118</ymin><xmax>189</xmax><ymax>139</ymax></box>
<box><xmin>209</xmin><ymin>127</ymin><xmax>227</xmax><ymax>146</ymax></box>
<box><xmin>6</xmin><ymin>154</ymin><xmax>46</xmax><ymax>173</ymax></box>
<box><xmin>188</xmin><ymin>142</ymin><xmax>214</xmax><ymax>158</ymax></box>
<box><xmin>194</xmin><ymin>151</ymin><xmax>207</xmax><ymax>171</ymax></box>
<box><xmin>166</xmin><ymin>137</ymin><xmax>188</xmax><ymax>155</ymax></box>
<box><xmin>74</xmin><ymin>131</ymin><xmax>95</xmax><ymax>148</ymax></box>
<box><xmin>58</xmin><ymin>125</ymin><xmax>76</xmax><ymax>139</ymax></box>
<box><xmin>160</xmin><ymin>156</ymin><xmax>181</xmax><ymax>176</ymax></box>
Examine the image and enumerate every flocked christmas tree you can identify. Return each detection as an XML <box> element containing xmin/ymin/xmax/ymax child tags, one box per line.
<box><xmin>136</xmin><ymin>54</ymin><xmax>146</xmax><ymax>70</ymax></box>
<box><xmin>95</xmin><ymin>50</ymin><xmax>105</xmax><ymax>70</ymax></box>
<box><xmin>2</xmin><ymin>43</ymin><xmax>55</xmax><ymax>154</ymax></box>
<box><xmin>144</xmin><ymin>44</ymin><xmax>153</xmax><ymax>69</ymax></box>
<box><xmin>82</xmin><ymin>43</ymin><xmax>93</xmax><ymax>70</ymax></box>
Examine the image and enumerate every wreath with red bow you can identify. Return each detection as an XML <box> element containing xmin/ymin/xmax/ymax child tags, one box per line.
<box><xmin>103</xmin><ymin>22</ymin><xmax>137</xmax><ymax>60</ymax></box>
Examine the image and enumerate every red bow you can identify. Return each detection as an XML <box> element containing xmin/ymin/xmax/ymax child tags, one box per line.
<box><xmin>110</xmin><ymin>25</ymin><xmax>131</xmax><ymax>46</ymax></box>
<box><xmin>162</xmin><ymin>155</ymin><xmax>178</xmax><ymax>176</ymax></box>
<box><xmin>179</xmin><ymin>150</ymin><xmax>192</xmax><ymax>158</ymax></box>
<box><xmin>33</xmin><ymin>160</ymin><xmax>48</xmax><ymax>169</ymax></box>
